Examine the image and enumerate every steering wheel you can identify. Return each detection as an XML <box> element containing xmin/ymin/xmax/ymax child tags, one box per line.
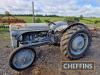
<box><xmin>48</xmin><ymin>22</ymin><xmax>56</xmax><ymax>34</ymax></box>
<box><xmin>48</xmin><ymin>22</ymin><xmax>56</xmax><ymax>26</ymax></box>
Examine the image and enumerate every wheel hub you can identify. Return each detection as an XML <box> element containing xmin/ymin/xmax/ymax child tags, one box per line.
<box><xmin>72</xmin><ymin>36</ymin><xmax>85</xmax><ymax>50</ymax></box>
<box><xmin>13</xmin><ymin>49</ymin><xmax>35</xmax><ymax>69</ymax></box>
<box><xmin>70</xmin><ymin>33</ymin><xmax>89</xmax><ymax>55</ymax></box>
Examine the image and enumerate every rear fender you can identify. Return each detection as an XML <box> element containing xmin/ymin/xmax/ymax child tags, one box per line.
<box><xmin>61</xmin><ymin>22</ymin><xmax>92</xmax><ymax>42</ymax></box>
<box><xmin>62</xmin><ymin>23</ymin><xmax>89</xmax><ymax>34</ymax></box>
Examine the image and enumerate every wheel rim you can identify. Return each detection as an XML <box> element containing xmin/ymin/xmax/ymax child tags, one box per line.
<box><xmin>70</xmin><ymin>33</ymin><xmax>89</xmax><ymax>55</ymax></box>
<box><xmin>12</xmin><ymin>49</ymin><xmax>35</xmax><ymax>69</ymax></box>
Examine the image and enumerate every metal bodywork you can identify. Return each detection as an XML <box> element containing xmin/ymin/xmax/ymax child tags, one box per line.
<box><xmin>9</xmin><ymin>21</ymin><xmax>69</xmax><ymax>48</ymax></box>
<box><xmin>9</xmin><ymin>21</ymin><xmax>92</xmax><ymax>71</ymax></box>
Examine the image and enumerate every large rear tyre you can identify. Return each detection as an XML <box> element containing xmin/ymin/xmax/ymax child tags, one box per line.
<box><xmin>60</xmin><ymin>24</ymin><xmax>92</xmax><ymax>60</ymax></box>
<box><xmin>9</xmin><ymin>46</ymin><xmax>36</xmax><ymax>71</ymax></box>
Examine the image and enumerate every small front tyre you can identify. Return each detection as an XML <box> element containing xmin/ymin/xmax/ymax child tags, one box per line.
<box><xmin>9</xmin><ymin>46</ymin><xmax>36</xmax><ymax>71</ymax></box>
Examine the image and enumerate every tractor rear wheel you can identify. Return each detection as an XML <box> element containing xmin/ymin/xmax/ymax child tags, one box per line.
<box><xmin>60</xmin><ymin>24</ymin><xmax>92</xmax><ymax>60</ymax></box>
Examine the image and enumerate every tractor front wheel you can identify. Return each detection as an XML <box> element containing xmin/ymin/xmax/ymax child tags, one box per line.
<box><xmin>9</xmin><ymin>46</ymin><xmax>36</xmax><ymax>71</ymax></box>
